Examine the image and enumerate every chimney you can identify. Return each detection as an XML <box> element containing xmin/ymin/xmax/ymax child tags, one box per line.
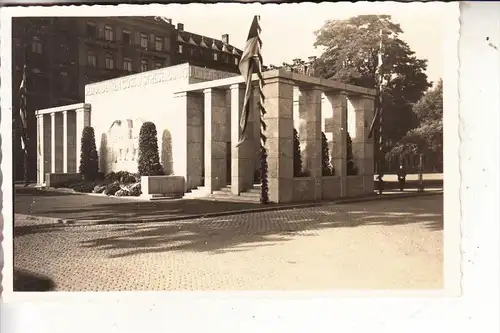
<box><xmin>222</xmin><ymin>34</ymin><xmax>229</xmax><ymax>44</ymax></box>
<box><xmin>177</xmin><ymin>23</ymin><xmax>184</xmax><ymax>31</ymax></box>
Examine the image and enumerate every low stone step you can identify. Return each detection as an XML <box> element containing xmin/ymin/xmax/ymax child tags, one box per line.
<box><xmin>239</xmin><ymin>191</ymin><xmax>261</xmax><ymax>198</ymax></box>
<box><xmin>206</xmin><ymin>195</ymin><xmax>260</xmax><ymax>203</ymax></box>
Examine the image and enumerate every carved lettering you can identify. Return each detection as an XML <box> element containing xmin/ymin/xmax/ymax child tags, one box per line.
<box><xmin>85</xmin><ymin>66</ymin><xmax>235</xmax><ymax>97</ymax></box>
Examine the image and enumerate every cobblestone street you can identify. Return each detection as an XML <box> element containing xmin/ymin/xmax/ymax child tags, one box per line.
<box><xmin>14</xmin><ymin>196</ymin><xmax>443</xmax><ymax>291</ymax></box>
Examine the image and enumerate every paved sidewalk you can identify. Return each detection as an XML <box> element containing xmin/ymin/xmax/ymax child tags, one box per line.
<box><xmin>13</xmin><ymin>195</ymin><xmax>443</xmax><ymax>291</ymax></box>
<box><xmin>15</xmin><ymin>185</ymin><xmax>442</xmax><ymax>225</ymax></box>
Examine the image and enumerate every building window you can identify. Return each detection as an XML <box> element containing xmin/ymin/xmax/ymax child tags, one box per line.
<box><xmin>104</xmin><ymin>25</ymin><xmax>114</xmax><ymax>41</ymax></box>
<box><xmin>213</xmin><ymin>52</ymin><xmax>218</xmax><ymax>61</ymax></box>
<box><xmin>155</xmin><ymin>37</ymin><xmax>163</xmax><ymax>51</ymax></box>
<box><xmin>155</xmin><ymin>62</ymin><xmax>163</xmax><ymax>69</ymax></box>
<box><xmin>123</xmin><ymin>57</ymin><xmax>132</xmax><ymax>72</ymax></box>
<box><xmin>140</xmin><ymin>59</ymin><xmax>148</xmax><ymax>72</ymax></box>
<box><xmin>140</xmin><ymin>33</ymin><xmax>148</xmax><ymax>48</ymax></box>
<box><xmin>105</xmin><ymin>54</ymin><xmax>114</xmax><ymax>69</ymax></box>
<box><xmin>60</xmin><ymin>71</ymin><xmax>69</xmax><ymax>92</ymax></box>
<box><xmin>178</xmin><ymin>44</ymin><xmax>183</xmax><ymax>53</ymax></box>
<box><xmin>31</xmin><ymin>37</ymin><xmax>43</xmax><ymax>54</ymax></box>
<box><xmin>122</xmin><ymin>30</ymin><xmax>131</xmax><ymax>44</ymax></box>
<box><xmin>234</xmin><ymin>57</ymin><xmax>239</xmax><ymax>65</ymax></box>
<box><xmin>164</xmin><ymin>37</ymin><xmax>170</xmax><ymax>51</ymax></box>
<box><xmin>223</xmin><ymin>54</ymin><xmax>229</xmax><ymax>63</ymax></box>
<box><xmin>86</xmin><ymin>21</ymin><xmax>97</xmax><ymax>38</ymax></box>
<box><xmin>87</xmin><ymin>51</ymin><xmax>97</xmax><ymax>67</ymax></box>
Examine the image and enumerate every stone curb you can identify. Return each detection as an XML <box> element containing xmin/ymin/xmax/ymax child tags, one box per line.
<box><xmin>17</xmin><ymin>190</ymin><xmax>443</xmax><ymax>227</ymax></box>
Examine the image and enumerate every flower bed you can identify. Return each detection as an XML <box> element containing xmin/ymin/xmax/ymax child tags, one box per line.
<box><xmin>53</xmin><ymin>171</ymin><xmax>142</xmax><ymax>197</ymax></box>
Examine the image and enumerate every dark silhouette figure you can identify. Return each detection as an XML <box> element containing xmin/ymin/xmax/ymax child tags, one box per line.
<box><xmin>376</xmin><ymin>173</ymin><xmax>384</xmax><ymax>195</ymax></box>
<box><xmin>397</xmin><ymin>165</ymin><xmax>407</xmax><ymax>192</ymax></box>
<box><xmin>14</xmin><ymin>269</ymin><xmax>56</xmax><ymax>291</ymax></box>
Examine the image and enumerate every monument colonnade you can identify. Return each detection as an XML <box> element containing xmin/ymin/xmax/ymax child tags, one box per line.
<box><xmin>35</xmin><ymin>103</ymin><xmax>91</xmax><ymax>185</ymax></box>
<box><xmin>173</xmin><ymin>69</ymin><xmax>376</xmax><ymax>203</ymax></box>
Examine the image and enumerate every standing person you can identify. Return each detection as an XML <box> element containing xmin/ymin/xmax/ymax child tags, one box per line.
<box><xmin>376</xmin><ymin>173</ymin><xmax>384</xmax><ymax>195</ymax></box>
<box><xmin>397</xmin><ymin>165</ymin><xmax>407</xmax><ymax>192</ymax></box>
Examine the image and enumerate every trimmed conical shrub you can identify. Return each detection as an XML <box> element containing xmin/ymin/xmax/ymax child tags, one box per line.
<box><xmin>293</xmin><ymin>128</ymin><xmax>303</xmax><ymax>177</ymax></box>
<box><xmin>79</xmin><ymin>126</ymin><xmax>99</xmax><ymax>181</ymax></box>
<box><xmin>138</xmin><ymin>122</ymin><xmax>164</xmax><ymax>176</ymax></box>
<box><xmin>347</xmin><ymin>132</ymin><xmax>358</xmax><ymax>176</ymax></box>
<box><xmin>321</xmin><ymin>132</ymin><xmax>335</xmax><ymax>176</ymax></box>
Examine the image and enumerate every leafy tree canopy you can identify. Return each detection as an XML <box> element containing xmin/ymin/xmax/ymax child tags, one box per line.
<box><xmin>314</xmin><ymin>15</ymin><xmax>432</xmax><ymax>143</ymax></box>
<box><xmin>390</xmin><ymin>79</ymin><xmax>443</xmax><ymax>169</ymax></box>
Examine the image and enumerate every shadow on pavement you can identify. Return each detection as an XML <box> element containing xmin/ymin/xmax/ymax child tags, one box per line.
<box><xmin>14</xmin><ymin>224</ymin><xmax>69</xmax><ymax>237</ymax></box>
<box><xmin>13</xmin><ymin>269</ymin><xmax>56</xmax><ymax>291</ymax></box>
<box><xmin>67</xmin><ymin>195</ymin><xmax>444</xmax><ymax>258</ymax></box>
<box><xmin>15</xmin><ymin>187</ymin><xmax>269</xmax><ymax>223</ymax></box>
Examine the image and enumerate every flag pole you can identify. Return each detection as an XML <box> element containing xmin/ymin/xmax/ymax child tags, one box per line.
<box><xmin>22</xmin><ymin>24</ymin><xmax>29</xmax><ymax>186</ymax></box>
<box><xmin>376</xmin><ymin>28</ymin><xmax>384</xmax><ymax>192</ymax></box>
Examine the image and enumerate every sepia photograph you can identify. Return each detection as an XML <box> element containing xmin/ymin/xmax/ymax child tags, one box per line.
<box><xmin>6</xmin><ymin>3</ymin><xmax>449</xmax><ymax>292</ymax></box>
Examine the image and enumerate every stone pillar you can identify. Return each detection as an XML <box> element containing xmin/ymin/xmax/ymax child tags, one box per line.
<box><xmin>50</xmin><ymin>112</ymin><xmax>64</xmax><ymax>173</ymax></box>
<box><xmin>43</xmin><ymin>114</ymin><xmax>52</xmax><ymax>181</ymax></box>
<box><xmin>324</xmin><ymin>92</ymin><xmax>348</xmax><ymax>197</ymax></box>
<box><xmin>204</xmin><ymin>88</ymin><xmax>228</xmax><ymax>193</ymax></box>
<box><xmin>75</xmin><ymin>106</ymin><xmax>91</xmax><ymax>173</ymax></box>
<box><xmin>298</xmin><ymin>87</ymin><xmax>323</xmax><ymax>200</ymax></box>
<box><xmin>36</xmin><ymin>114</ymin><xmax>44</xmax><ymax>185</ymax></box>
<box><xmin>349</xmin><ymin>95</ymin><xmax>375</xmax><ymax>193</ymax></box>
<box><xmin>185</xmin><ymin>92</ymin><xmax>204</xmax><ymax>190</ymax></box>
<box><xmin>252</xmin><ymin>83</ymin><xmax>262</xmax><ymax>177</ymax></box>
<box><xmin>230</xmin><ymin>83</ymin><xmax>254</xmax><ymax>195</ymax></box>
<box><xmin>262</xmin><ymin>77</ymin><xmax>294</xmax><ymax>203</ymax></box>
<box><xmin>63</xmin><ymin>111</ymin><xmax>68</xmax><ymax>173</ymax></box>
<box><xmin>66</xmin><ymin>111</ymin><xmax>77</xmax><ymax>173</ymax></box>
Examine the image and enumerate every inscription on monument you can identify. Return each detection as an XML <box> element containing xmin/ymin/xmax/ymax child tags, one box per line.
<box><xmin>85</xmin><ymin>65</ymin><xmax>237</xmax><ymax>97</ymax></box>
<box><xmin>85</xmin><ymin>68</ymin><xmax>189</xmax><ymax>97</ymax></box>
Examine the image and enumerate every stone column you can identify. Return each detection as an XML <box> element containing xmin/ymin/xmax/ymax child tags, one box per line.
<box><xmin>298</xmin><ymin>87</ymin><xmax>323</xmax><ymax>200</ymax></box>
<box><xmin>36</xmin><ymin>114</ymin><xmax>44</xmax><ymax>185</ymax></box>
<box><xmin>349</xmin><ymin>95</ymin><xmax>375</xmax><ymax>193</ymax></box>
<box><xmin>50</xmin><ymin>112</ymin><xmax>64</xmax><ymax>173</ymax></box>
<box><xmin>63</xmin><ymin>111</ymin><xmax>68</xmax><ymax>173</ymax></box>
<box><xmin>66</xmin><ymin>111</ymin><xmax>77</xmax><ymax>173</ymax></box>
<box><xmin>43</xmin><ymin>114</ymin><xmax>52</xmax><ymax>180</ymax></box>
<box><xmin>75</xmin><ymin>106</ymin><xmax>91</xmax><ymax>173</ymax></box>
<box><xmin>324</xmin><ymin>92</ymin><xmax>348</xmax><ymax>197</ymax></box>
<box><xmin>252</xmin><ymin>83</ymin><xmax>262</xmax><ymax>177</ymax></box>
<box><xmin>230</xmin><ymin>83</ymin><xmax>254</xmax><ymax>195</ymax></box>
<box><xmin>204</xmin><ymin>88</ymin><xmax>228</xmax><ymax>193</ymax></box>
<box><xmin>185</xmin><ymin>92</ymin><xmax>204</xmax><ymax>190</ymax></box>
<box><xmin>262</xmin><ymin>77</ymin><xmax>294</xmax><ymax>203</ymax></box>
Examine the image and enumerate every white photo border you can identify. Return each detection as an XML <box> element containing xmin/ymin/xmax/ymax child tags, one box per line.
<box><xmin>0</xmin><ymin>2</ymin><xmax>498</xmax><ymax>332</ymax></box>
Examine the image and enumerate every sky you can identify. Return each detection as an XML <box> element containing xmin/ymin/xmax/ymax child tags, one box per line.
<box><xmin>158</xmin><ymin>2</ymin><xmax>454</xmax><ymax>84</ymax></box>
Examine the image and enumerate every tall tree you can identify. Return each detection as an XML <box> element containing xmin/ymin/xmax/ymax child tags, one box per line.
<box><xmin>314</xmin><ymin>15</ymin><xmax>432</xmax><ymax>145</ymax></box>
<box><xmin>391</xmin><ymin>79</ymin><xmax>443</xmax><ymax>171</ymax></box>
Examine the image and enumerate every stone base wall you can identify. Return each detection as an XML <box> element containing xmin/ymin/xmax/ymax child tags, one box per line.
<box><xmin>293</xmin><ymin>177</ymin><xmax>315</xmax><ymax>202</ymax></box>
<box><xmin>347</xmin><ymin>175</ymin><xmax>364</xmax><ymax>197</ymax></box>
<box><xmin>322</xmin><ymin>176</ymin><xmax>341</xmax><ymax>200</ymax></box>
<box><xmin>45</xmin><ymin>173</ymin><xmax>81</xmax><ymax>187</ymax></box>
<box><xmin>140</xmin><ymin>175</ymin><xmax>185</xmax><ymax>199</ymax></box>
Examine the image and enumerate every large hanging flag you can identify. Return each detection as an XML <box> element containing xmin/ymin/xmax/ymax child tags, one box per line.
<box><xmin>236</xmin><ymin>15</ymin><xmax>264</xmax><ymax>147</ymax></box>
<box><xmin>368</xmin><ymin>28</ymin><xmax>384</xmax><ymax>139</ymax></box>
<box><xmin>19</xmin><ymin>64</ymin><xmax>28</xmax><ymax>156</ymax></box>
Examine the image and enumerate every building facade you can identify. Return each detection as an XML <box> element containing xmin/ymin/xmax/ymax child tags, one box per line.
<box><xmin>12</xmin><ymin>17</ymin><xmax>243</xmax><ymax>181</ymax></box>
<box><xmin>172</xmin><ymin>22</ymin><xmax>241</xmax><ymax>73</ymax></box>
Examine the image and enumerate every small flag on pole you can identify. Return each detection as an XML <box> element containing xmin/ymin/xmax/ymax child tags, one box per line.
<box><xmin>236</xmin><ymin>15</ymin><xmax>264</xmax><ymax>147</ymax></box>
<box><xmin>19</xmin><ymin>65</ymin><xmax>28</xmax><ymax>155</ymax></box>
<box><xmin>368</xmin><ymin>29</ymin><xmax>384</xmax><ymax>139</ymax></box>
